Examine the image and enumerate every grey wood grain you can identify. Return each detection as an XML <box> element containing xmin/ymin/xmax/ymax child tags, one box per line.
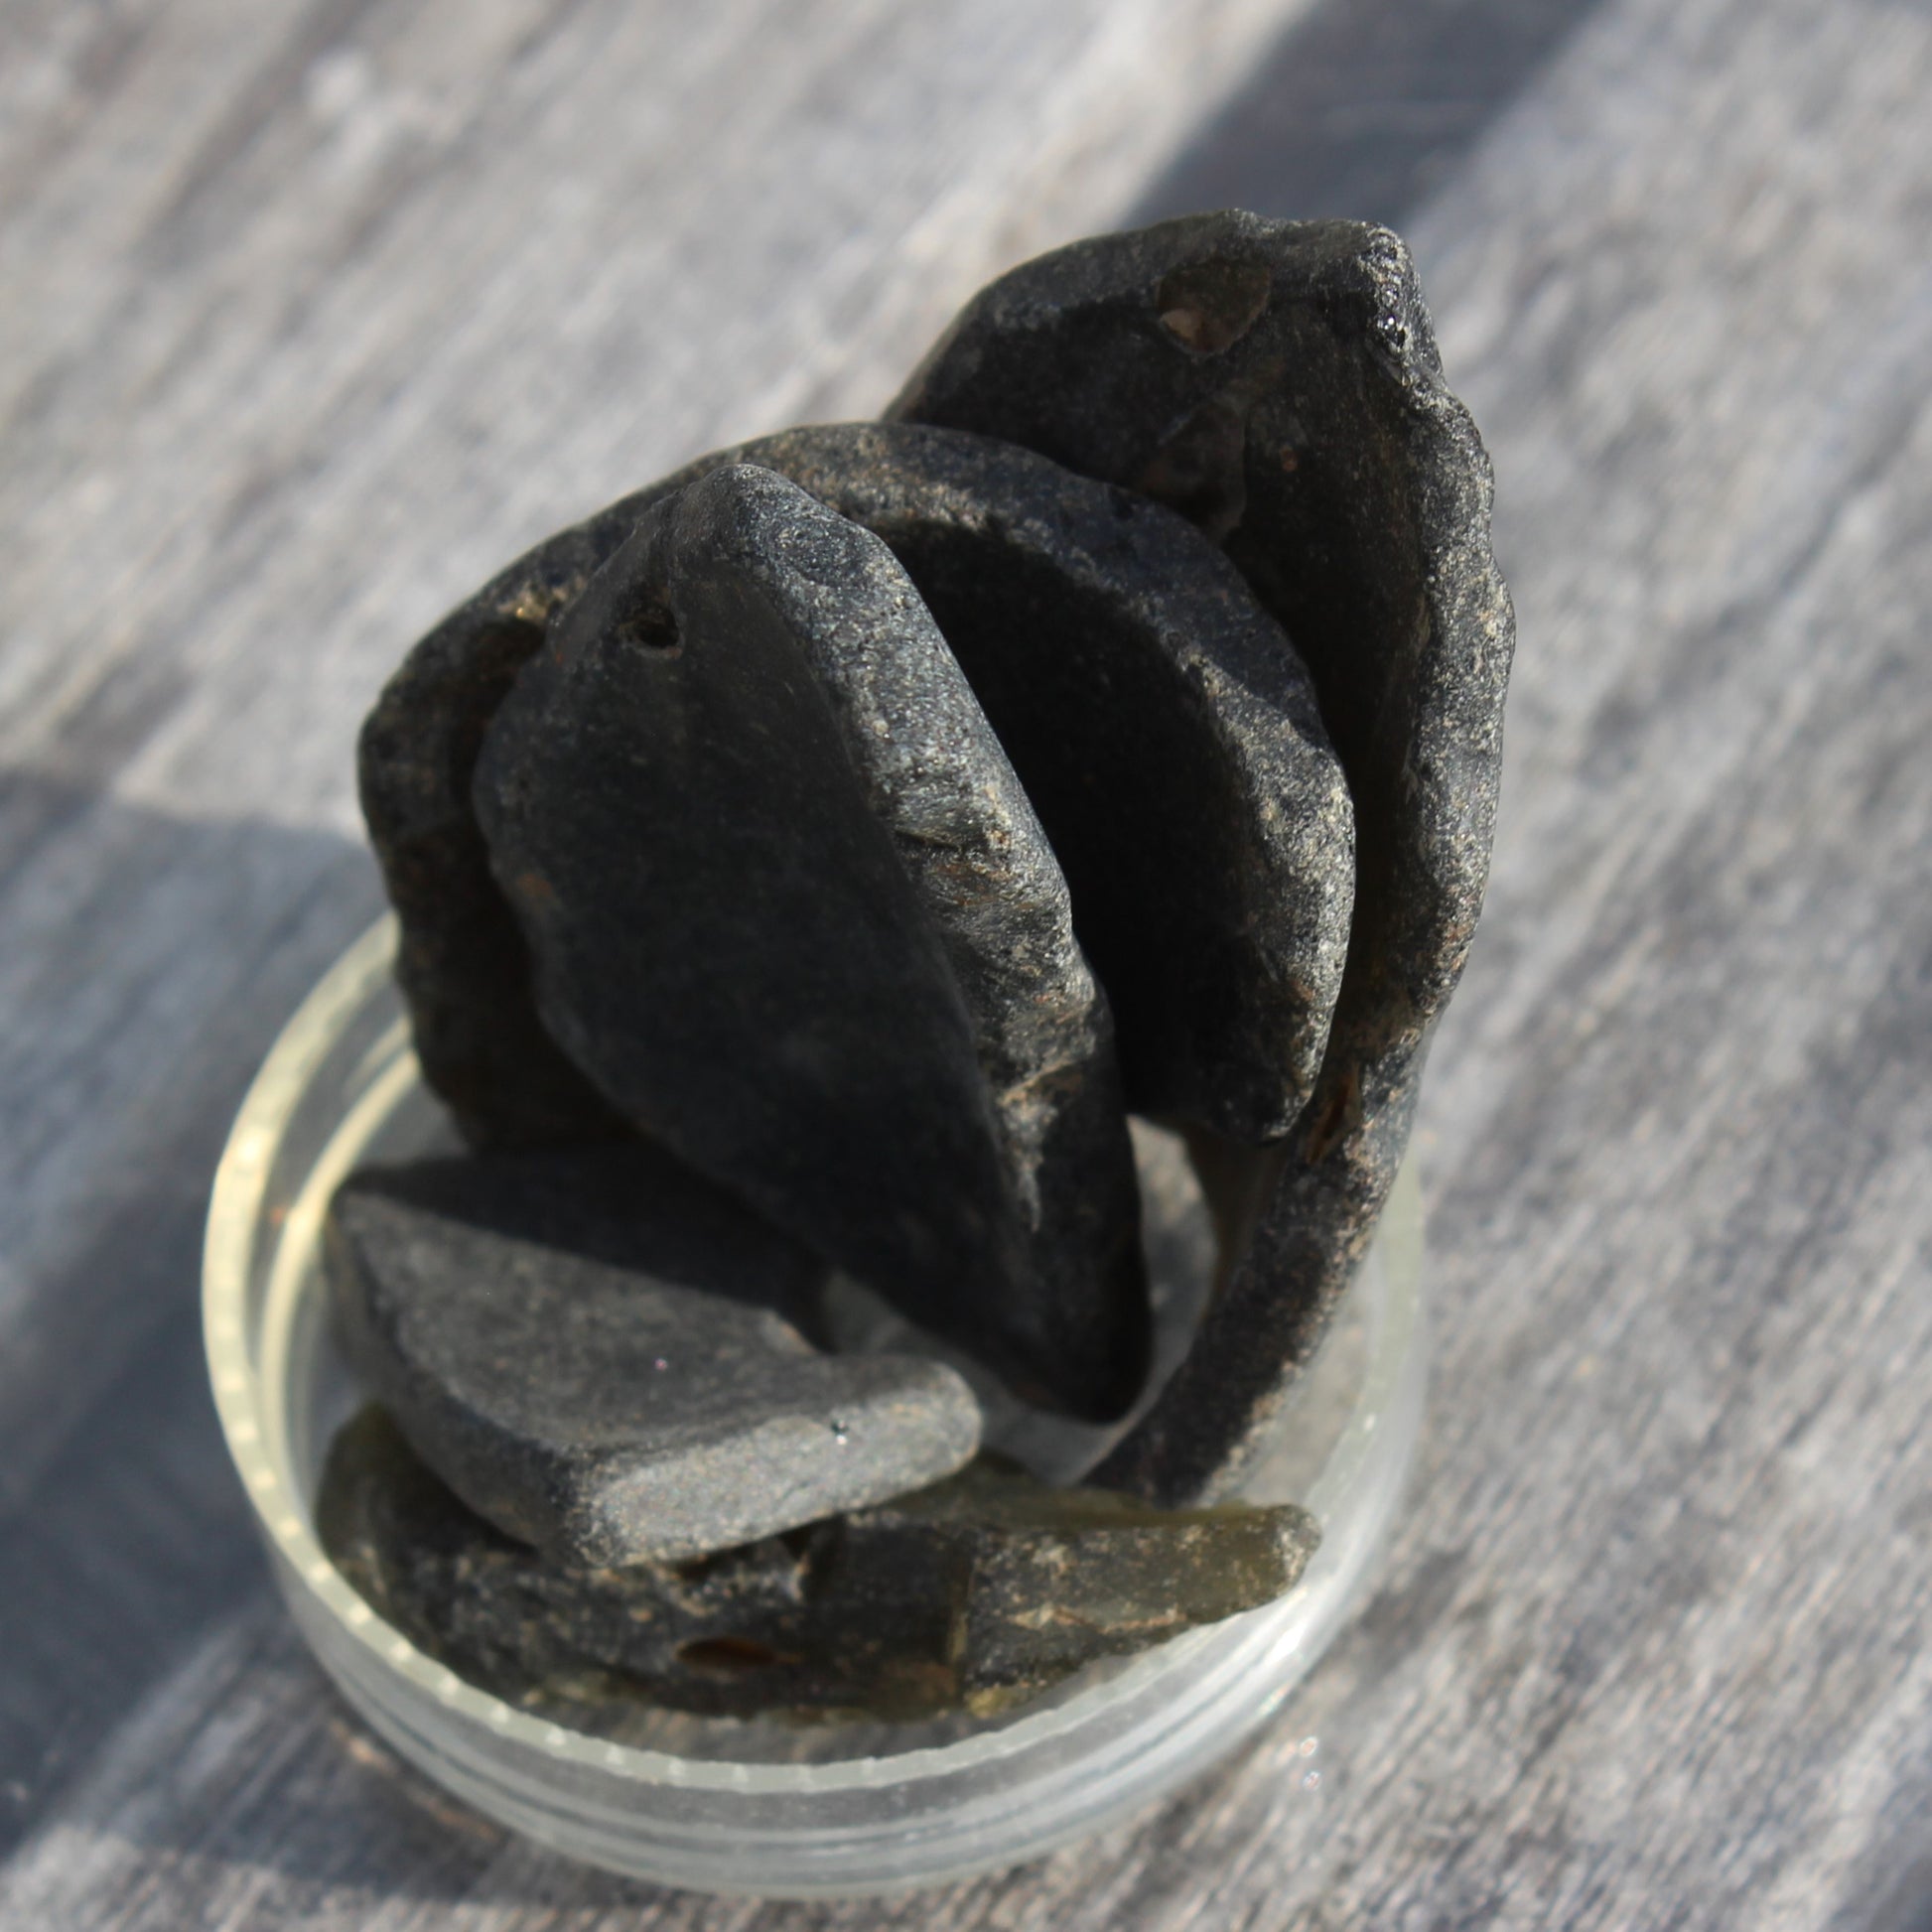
<box><xmin>4</xmin><ymin>0</ymin><xmax>1932</xmax><ymax>1926</ymax></box>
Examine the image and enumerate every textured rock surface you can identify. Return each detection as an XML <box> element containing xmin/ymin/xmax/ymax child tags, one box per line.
<box><xmin>633</xmin><ymin>453</ymin><xmax>1150</xmax><ymax>1424</ymax></box>
<box><xmin>318</xmin><ymin>1407</ymin><xmax>1318</xmax><ymax>1722</ymax></box>
<box><xmin>642</xmin><ymin>423</ymin><xmax>1354</xmax><ymax>1141</ymax></box>
<box><xmin>473</xmin><ymin>463</ymin><xmax>1148</xmax><ymax>1421</ymax></box>
<box><xmin>327</xmin><ymin>1148</ymin><xmax>982</xmax><ymax>1565</ymax></box>
<box><xmin>893</xmin><ymin>213</ymin><xmax>1514</xmax><ymax>1503</ymax></box>
<box><xmin>333</xmin><ymin>1139</ymin><xmax>830</xmax><ymax>1327</ymax></box>
<box><xmin>354</xmin><ymin>214</ymin><xmax>1504</xmax><ymax>1497</ymax></box>
<box><xmin>357</xmin><ymin>533</ymin><xmax>636</xmax><ymax>1152</ymax></box>
<box><xmin>847</xmin><ymin>1447</ymin><xmax>1319</xmax><ymax>1711</ymax></box>
<box><xmin>364</xmin><ymin>418</ymin><xmax>1352</xmax><ymax>1155</ymax></box>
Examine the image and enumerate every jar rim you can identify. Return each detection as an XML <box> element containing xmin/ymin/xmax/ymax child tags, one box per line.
<box><xmin>204</xmin><ymin>914</ymin><xmax>1423</xmax><ymax>1861</ymax></box>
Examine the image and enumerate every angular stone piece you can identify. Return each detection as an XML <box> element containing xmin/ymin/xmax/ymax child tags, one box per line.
<box><xmin>353</xmin><ymin>211</ymin><xmax>1502</xmax><ymax>1498</ymax></box>
<box><xmin>640</xmin><ymin>424</ymin><xmax>1354</xmax><ymax>1142</ymax></box>
<box><xmin>363</xmin><ymin>458</ymin><xmax>1151</xmax><ymax>1415</ymax></box>
<box><xmin>365</xmin><ymin>419</ymin><xmax>1352</xmax><ymax>1154</ymax></box>
<box><xmin>891</xmin><ymin>213</ymin><xmax>1515</xmax><ymax>1503</ymax></box>
<box><xmin>334</xmin><ymin>1138</ymin><xmax>831</xmax><ymax>1325</ymax></box>
<box><xmin>659</xmin><ymin>456</ymin><xmax>1150</xmax><ymax>1422</ymax></box>
<box><xmin>327</xmin><ymin>1147</ymin><xmax>982</xmax><ymax>1565</ymax></box>
<box><xmin>318</xmin><ymin>1407</ymin><xmax>1318</xmax><ymax>1723</ymax></box>
<box><xmin>843</xmin><ymin>1452</ymin><xmax>1319</xmax><ymax>1713</ymax></box>
<box><xmin>473</xmin><ymin>464</ymin><xmax>1147</xmax><ymax>1420</ymax></box>
<box><xmin>358</xmin><ymin>539</ymin><xmax>635</xmax><ymax>1151</ymax></box>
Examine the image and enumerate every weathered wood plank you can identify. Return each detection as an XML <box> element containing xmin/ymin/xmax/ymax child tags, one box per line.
<box><xmin>4</xmin><ymin>0</ymin><xmax>1932</xmax><ymax>1924</ymax></box>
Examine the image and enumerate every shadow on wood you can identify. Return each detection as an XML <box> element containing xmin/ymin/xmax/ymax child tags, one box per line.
<box><xmin>1134</xmin><ymin>0</ymin><xmax>1602</xmax><ymax>234</ymax></box>
<box><xmin>0</xmin><ymin>780</ymin><xmax>380</xmax><ymax>1861</ymax></box>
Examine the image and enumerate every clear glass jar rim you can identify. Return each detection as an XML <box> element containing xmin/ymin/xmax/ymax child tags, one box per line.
<box><xmin>205</xmin><ymin>915</ymin><xmax>1424</xmax><ymax>1800</ymax></box>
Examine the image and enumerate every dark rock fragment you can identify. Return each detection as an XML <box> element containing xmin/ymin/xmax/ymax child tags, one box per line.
<box><xmin>327</xmin><ymin>1147</ymin><xmax>981</xmax><ymax>1566</ymax></box>
<box><xmin>365</xmin><ymin>419</ymin><xmax>1352</xmax><ymax>1155</ymax></box>
<box><xmin>844</xmin><ymin>1450</ymin><xmax>1319</xmax><ymax>1713</ymax></box>
<box><xmin>357</xmin><ymin>539</ymin><xmax>635</xmax><ymax>1151</ymax></box>
<box><xmin>891</xmin><ymin>213</ymin><xmax>1514</xmax><ymax>1503</ymax></box>
<box><xmin>351</xmin><ymin>210</ymin><xmax>1508</xmax><ymax>1504</ymax></box>
<box><xmin>318</xmin><ymin>1407</ymin><xmax>1319</xmax><ymax>1723</ymax></box>
<box><xmin>473</xmin><ymin>464</ymin><xmax>1147</xmax><ymax>1421</ymax></box>
<box><xmin>674</xmin><ymin>456</ymin><xmax>1150</xmax><ymax>1425</ymax></box>
<box><xmin>641</xmin><ymin>423</ymin><xmax>1355</xmax><ymax>1142</ymax></box>
<box><xmin>334</xmin><ymin>1140</ymin><xmax>828</xmax><ymax>1322</ymax></box>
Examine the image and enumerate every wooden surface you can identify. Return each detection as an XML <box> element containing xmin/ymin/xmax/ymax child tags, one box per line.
<box><xmin>3</xmin><ymin>0</ymin><xmax>1930</xmax><ymax>1923</ymax></box>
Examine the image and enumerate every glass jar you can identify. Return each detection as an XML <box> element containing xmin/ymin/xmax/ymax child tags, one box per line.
<box><xmin>205</xmin><ymin>917</ymin><xmax>1425</xmax><ymax>1898</ymax></box>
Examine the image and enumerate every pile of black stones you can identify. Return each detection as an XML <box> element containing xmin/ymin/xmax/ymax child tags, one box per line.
<box><xmin>318</xmin><ymin>211</ymin><xmax>1513</xmax><ymax>1725</ymax></box>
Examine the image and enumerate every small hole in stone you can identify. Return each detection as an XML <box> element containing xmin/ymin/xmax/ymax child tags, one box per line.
<box><xmin>676</xmin><ymin>1635</ymin><xmax>795</xmax><ymax>1676</ymax></box>
<box><xmin>614</xmin><ymin>592</ymin><xmax>680</xmax><ymax>653</ymax></box>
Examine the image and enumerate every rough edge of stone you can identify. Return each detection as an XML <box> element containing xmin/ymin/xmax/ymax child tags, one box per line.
<box><xmin>637</xmin><ymin>421</ymin><xmax>1354</xmax><ymax>1141</ymax></box>
<box><xmin>890</xmin><ymin>212</ymin><xmax>1513</xmax><ymax>1502</ymax></box>
<box><xmin>357</xmin><ymin>506</ymin><xmax>644</xmax><ymax>1149</ymax></box>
